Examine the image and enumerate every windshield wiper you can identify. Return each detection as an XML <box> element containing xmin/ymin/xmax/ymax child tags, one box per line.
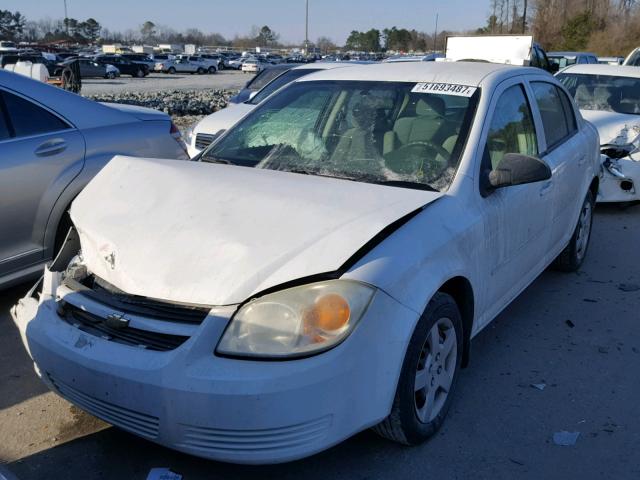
<box><xmin>201</xmin><ymin>156</ymin><xmax>231</xmax><ymax>165</ymax></box>
<box><xmin>371</xmin><ymin>180</ymin><xmax>439</xmax><ymax>192</ymax></box>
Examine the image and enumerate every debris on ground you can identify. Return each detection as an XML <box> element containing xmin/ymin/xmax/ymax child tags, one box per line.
<box><xmin>146</xmin><ymin>468</ymin><xmax>182</xmax><ymax>480</ymax></box>
<box><xmin>553</xmin><ymin>431</ymin><xmax>580</xmax><ymax>446</ymax></box>
<box><xmin>530</xmin><ymin>383</ymin><xmax>546</xmax><ymax>391</ymax></box>
<box><xmin>618</xmin><ymin>283</ymin><xmax>640</xmax><ymax>292</ymax></box>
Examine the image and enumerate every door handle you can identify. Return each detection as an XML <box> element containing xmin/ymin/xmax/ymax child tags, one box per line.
<box><xmin>35</xmin><ymin>139</ymin><xmax>67</xmax><ymax>157</ymax></box>
<box><xmin>539</xmin><ymin>181</ymin><xmax>553</xmax><ymax>197</ymax></box>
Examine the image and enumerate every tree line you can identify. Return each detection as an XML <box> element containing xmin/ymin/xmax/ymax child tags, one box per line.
<box><xmin>2</xmin><ymin>1</ymin><xmax>640</xmax><ymax>56</ymax></box>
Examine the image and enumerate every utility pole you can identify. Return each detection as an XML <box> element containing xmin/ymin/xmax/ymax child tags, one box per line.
<box><xmin>304</xmin><ymin>0</ymin><xmax>309</xmax><ymax>55</ymax></box>
<box><xmin>433</xmin><ymin>13</ymin><xmax>439</xmax><ymax>53</ymax></box>
<box><xmin>522</xmin><ymin>0</ymin><xmax>527</xmax><ymax>33</ymax></box>
<box><xmin>63</xmin><ymin>0</ymin><xmax>69</xmax><ymax>35</ymax></box>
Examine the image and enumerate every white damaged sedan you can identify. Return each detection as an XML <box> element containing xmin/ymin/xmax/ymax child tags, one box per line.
<box><xmin>557</xmin><ymin>64</ymin><xmax>640</xmax><ymax>202</ymax></box>
<box><xmin>13</xmin><ymin>62</ymin><xmax>600</xmax><ymax>464</ymax></box>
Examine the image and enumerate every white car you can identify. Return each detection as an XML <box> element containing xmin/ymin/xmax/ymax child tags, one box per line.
<box><xmin>13</xmin><ymin>62</ymin><xmax>600</xmax><ymax>465</ymax></box>
<box><xmin>156</xmin><ymin>56</ymin><xmax>210</xmax><ymax>74</ymax></box>
<box><xmin>186</xmin><ymin>63</ymin><xmax>357</xmax><ymax>157</ymax></box>
<box><xmin>557</xmin><ymin>64</ymin><xmax>640</xmax><ymax>202</ymax></box>
<box><xmin>241</xmin><ymin>58</ymin><xmax>268</xmax><ymax>73</ymax></box>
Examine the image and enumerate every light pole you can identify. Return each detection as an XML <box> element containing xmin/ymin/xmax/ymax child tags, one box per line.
<box><xmin>433</xmin><ymin>13</ymin><xmax>439</xmax><ymax>53</ymax></box>
<box><xmin>64</xmin><ymin>0</ymin><xmax>69</xmax><ymax>35</ymax></box>
<box><xmin>304</xmin><ymin>0</ymin><xmax>309</xmax><ymax>54</ymax></box>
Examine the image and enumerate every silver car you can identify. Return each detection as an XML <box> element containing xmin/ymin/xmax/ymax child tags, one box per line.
<box><xmin>0</xmin><ymin>70</ymin><xmax>188</xmax><ymax>289</ymax></box>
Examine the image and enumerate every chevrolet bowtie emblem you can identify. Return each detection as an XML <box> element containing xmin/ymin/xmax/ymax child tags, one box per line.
<box><xmin>105</xmin><ymin>313</ymin><xmax>129</xmax><ymax>330</ymax></box>
<box><xmin>104</xmin><ymin>252</ymin><xmax>116</xmax><ymax>270</ymax></box>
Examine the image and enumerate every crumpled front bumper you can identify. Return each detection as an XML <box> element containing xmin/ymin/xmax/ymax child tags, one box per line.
<box><xmin>598</xmin><ymin>155</ymin><xmax>640</xmax><ymax>203</ymax></box>
<box><xmin>11</xmin><ymin>268</ymin><xmax>418</xmax><ymax>464</ymax></box>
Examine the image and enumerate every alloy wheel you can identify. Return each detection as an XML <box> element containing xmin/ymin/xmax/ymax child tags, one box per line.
<box><xmin>414</xmin><ymin>317</ymin><xmax>457</xmax><ymax>423</ymax></box>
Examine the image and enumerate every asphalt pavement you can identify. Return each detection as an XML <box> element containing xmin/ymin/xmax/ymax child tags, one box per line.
<box><xmin>1</xmin><ymin>204</ymin><xmax>639</xmax><ymax>479</ymax></box>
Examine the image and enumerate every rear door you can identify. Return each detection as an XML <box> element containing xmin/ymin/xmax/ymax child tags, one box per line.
<box><xmin>527</xmin><ymin>79</ymin><xmax>584</xmax><ymax>252</ymax></box>
<box><xmin>0</xmin><ymin>89</ymin><xmax>85</xmax><ymax>276</ymax></box>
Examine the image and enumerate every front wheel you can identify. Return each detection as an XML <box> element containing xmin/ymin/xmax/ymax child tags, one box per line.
<box><xmin>168</xmin><ymin>67</ymin><xmax>176</xmax><ymax>74</ymax></box>
<box><xmin>197</xmin><ymin>67</ymin><xmax>205</xmax><ymax>74</ymax></box>
<box><xmin>373</xmin><ymin>292</ymin><xmax>463</xmax><ymax>445</ymax></box>
<box><xmin>135</xmin><ymin>68</ymin><xmax>144</xmax><ymax>78</ymax></box>
<box><xmin>552</xmin><ymin>190</ymin><xmax>594</xmax><ymax>272</ymax></box>
<box><xmin>106</xmin><ymin>71</ymin><xmax>116</xmax><ymax>79</ymax></box>
<box><xmin>208</xmin><ymin>66</ymin><xmax>217</xmax><ymax>74</ymax></box>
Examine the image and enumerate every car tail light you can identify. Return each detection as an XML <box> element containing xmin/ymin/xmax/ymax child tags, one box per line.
<box><xmin>170</xmin><ymin>122</ymin><xmax>189</xmax><ymax>156</ymax></box>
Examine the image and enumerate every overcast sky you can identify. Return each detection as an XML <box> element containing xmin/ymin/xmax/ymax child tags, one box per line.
<box><xmin>3</xmin><ymin>0</ymin><xmax>489</xmax><ymax>44</ymax></box>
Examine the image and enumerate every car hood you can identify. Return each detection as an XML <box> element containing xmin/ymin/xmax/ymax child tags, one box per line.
<box><xmin>581</xmin><ymin>110</ymin><xmax>640</xmax><ymax>145</ymax></box>
<box><xmin>194</xmin><ymin>103</ymin><xmax>254</xmax><ymax>136</ymax></box>
<box><xmin>100</xmin><ymin>102</ymin><xmax>170</xmax><ymax>122</ymax></box>
<box><xmin>70</xmin><ymin>156</ymin><xmax>441</xmax><ymax>306</ymax></box>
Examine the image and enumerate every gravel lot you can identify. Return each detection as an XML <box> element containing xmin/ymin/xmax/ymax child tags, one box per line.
<box><xmin>1</xmin><ymin>204</ymin><xmax>639</xmax><ymax>479</ymax></box>
<box><xmin>80</xmin><ymin>71</ymin><xmax>248</xmax><ymax>96</ymax></box>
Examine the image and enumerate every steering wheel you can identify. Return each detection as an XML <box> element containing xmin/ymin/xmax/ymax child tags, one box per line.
<box><xmin>401</xmin><ymin>140</ymin><xmax>451</xmax><ymax>162</ymax></box>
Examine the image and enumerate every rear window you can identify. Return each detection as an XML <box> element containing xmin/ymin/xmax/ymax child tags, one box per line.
<box><xmin>247</xmin><ymin>68</ymin><xmax>287</xmax><ymax>90</ymax></box>
<box><xmin>557</xmin><ymin>73</ymin><xmax>640</xmax><ymax>115</ymax></box>
<box><xmin>248</xmin><ymin>69</ymin><xmax>320</xmax><ymax>105</ymax></box>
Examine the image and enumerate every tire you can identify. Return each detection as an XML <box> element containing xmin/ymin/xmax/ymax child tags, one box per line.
<box><xmin>208</xmin><ymin>66</ymin><xmax>217</xmax><ymax>74</ymax></box>
<box><xmin>552</xmin><ymin>190</ymin><xmax>594</xmax><ymax>272</ymax></box>
<box><xmin>106</xmin><ymin>72</ymin><xmax>116</xmax><ymax>79</ymax></box>
<box><xmin>135</xmin><ymin>68</ymin><xmax>144</xmax><ymax>78</ymax></box>
<box><xmin>168</xmin><ymin>67</ymin><xmax>176</xmax><ymax>74</ymax></box>
<box><xmin>197</xmin><ymin>67</ymin><xmax>205</xmax><ymax>75</ymax></box>
<box><xmin>373</xmin><ymin>292</ymin><xmax>463</xmax><ymax>445</ymax></box>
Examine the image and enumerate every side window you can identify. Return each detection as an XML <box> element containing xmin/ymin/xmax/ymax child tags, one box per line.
<box><xmin>530</xmin><ymin>81</ymin><xmax>570</xmax><ymax>149</ymax></box>
<box><xmin>557</xmin><ymin>87</ymin><xmax>577</xmax><ymax>134</ymax></box>
<box><xmin>0</xmin><ymin>104</ymin><xmax>11</xmax><ymax>141</ymax></box>
<box><xmin>486</xmin><ymin>84</ymin><xmax>538</xmax><ymax>169</ymax></box>
<box><xmin>2</xmin><ymin>91</ymin><xmax>70</xmax><ymax>138</ymax></box>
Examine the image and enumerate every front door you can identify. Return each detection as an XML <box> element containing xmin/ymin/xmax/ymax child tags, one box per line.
<box><xmin>477</xmin><ymin>80</ymin><xmax>555</xmax><ymax>325</ymax></box>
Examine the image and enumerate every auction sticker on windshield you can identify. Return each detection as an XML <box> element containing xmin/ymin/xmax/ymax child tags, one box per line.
<box><xmin>412</xmin><ymin>82</ymin><xmax>477</xmax><ymax>97</ymax></box>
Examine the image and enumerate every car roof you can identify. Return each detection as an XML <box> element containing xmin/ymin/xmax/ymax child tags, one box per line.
<box><xmin>549</xmin><ymin>51</ymin><xmax>596</xmax><ymax>57</ymax></box>
<box><xmin>291</xmin><ymin>62</ymin><xmax>356</xmax><ymax>71</ymax></box>
<box><xmin>560</xmin><ymin>63</ymin><xmax>640</xmax><ymax>78</ymax></box>
<box><xmin>296</xmin><ymin>61</ymin><xmax>541</xmax><ymax>87</ymax></box>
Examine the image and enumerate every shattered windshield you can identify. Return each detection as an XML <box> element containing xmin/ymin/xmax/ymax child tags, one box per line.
<box><xmin>557</xmin><ymin>73</ymin><xmax>640</xmax><ymax>115</ymax></box>
<box><xmin>202</xmin><ymin>80</ymin><xmax>478</xmax><ymax>191</ymax></box>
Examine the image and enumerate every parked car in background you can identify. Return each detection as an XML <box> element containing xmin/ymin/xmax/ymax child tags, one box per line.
<box><xmin>228</xmin><ymin>64</ymin><xmax>294</xmax><ymax>103</ymax></box>
<box><xmin>54</xmin><ymin>57</ymin><xmax>120</xmax><ymax>79</ymax></box>
<box><xmin>597</xmin><ymin>56</ymin><xmax>624</xmax><ymax>66</ymax></box>
<box><xmin>623</xmin><ymin>47</ymin><xmax>640</xmax><ymax>66</ymax></box>
<box><xmin>155</xmin><ymin>56</ymin><xmax>210</xmax><ymax>74</ymax></box>
<box><xmin>0</xmin><ymin>40</ymin><xmax>18</xmax><ymax>52</ymax></box>
<box><xmin>557</xmin><ymin>64</ymin><xmax>640</xmax><ymax>202</ymax></box>
<box><xmin>548</xmin><ymin>51</ymin><xmax>598</xmax><ymax>69</ymax></box>
<box><xmin>13</xmin><ymin>61</ymin><xmax>600</xmax><ymax>465</ymax></box>
<box><xmin>189</xmin><ymin>55</ymin><xmax>218</xmax><ymax>73</ymax></box>
<box><xmin>199</xmin><ymin>53</ymin><xmax>225</xmax><ymax>70</ymax></box>
<box><xmin>121</xmin><ymin>53</ymin><xmax>156</xmax><ymax>70</ymax></box>
<box><xmin>95</xmin><ymin>55</ymin><xmax>149</xmax><ymax>77</ymax></box>
<box><xmin>0</xmin><ymin>70</ymin><xmax>187</xmax><ymax>289</ymax></box>
<box><xmin>242</xmin><ymin>57</ymin><xmax>269</xmax><ymax>73</ymax></box>
<box><xmin>383</xmin><ymin>53</ymin><xmax>445</xmax><ymax>63</ymax></box>
<box><xmin>444</xmin><ymin>35</ymin><xmax>558</xmax><ymax>73</ymax></box>
<box><xmin>227</xmin><ymin>55</ymin><xmax>244</xmax><ymax>70</ymax></box>
<box><xmin>186</xmin><ymin>62</ymin><xmax>357</xmax><ymax>156</ymax></box>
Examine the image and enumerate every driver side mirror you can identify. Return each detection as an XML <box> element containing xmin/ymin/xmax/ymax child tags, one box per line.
<box><xmin>549</xmin><ymin>63</ymin><xmax>560</xmax><ymax>73</ymax></box>
<box><xmin>488</xmin><ymin>153</ymin><xmax>552</xmax><ymax>189</ymax></box>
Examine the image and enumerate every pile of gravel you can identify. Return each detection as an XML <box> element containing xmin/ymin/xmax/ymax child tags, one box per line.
<box><xmin>87</xmin><ymin>89</ymin><xmax>235</xmax><ymax>117</ymax></box>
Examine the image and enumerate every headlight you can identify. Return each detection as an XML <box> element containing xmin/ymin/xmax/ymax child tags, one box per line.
<box><xmin>184</xmin><ymin>126</ymin><xmax>194</xmax><ymax>145</ymax></box>
<box><xmin>217</xmin><ymin>280</ymin><xmax>375</xmax><ymax>358</ymax></box>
